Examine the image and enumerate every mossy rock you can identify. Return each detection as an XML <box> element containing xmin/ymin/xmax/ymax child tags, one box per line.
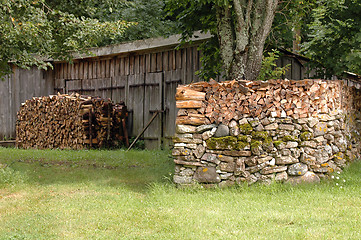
<box><xmin>239</xmin><ymin>123</ymin><xmax>253</xmax><ymax>135</ymax></box>
<box><xmin>251</xmin><ymin>131</ymin><xmax>269</xmax><ymax>140</ymax></box>
<box><xmin>282</xmin><ymin>135</ymin><xmax>299</xmax><ymax>142</ymax></box>
<box><xmin>237</xmin><ymin>135</ymin><xmax>249</xmax><ymax>142</ymax></box>
<box><xmin>250</xmin><ymin>140</ymin><xmax>262</xmax><ymax>148</ymax></box>
<box><xmin>262</xmin><ymin>138</ymin><xmax>274</xmax><ymax>152</ymax></box>
<box><xmin>300</xmin><ymin>132</ymin><xmax>313</xmax><ymax>141</ymax></box>
<box><xmin>206</xmin><ymin>136</ymin><xmax>249</xmax><ymax>150</ymax></box>
<box><xmin>273</xmin><ymin>140</ymin><xmax>284</xmax><ymax>148</ymax></box>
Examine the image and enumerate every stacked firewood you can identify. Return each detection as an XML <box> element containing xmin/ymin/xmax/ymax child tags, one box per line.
<box><xmin>16</xmin><ymin>93</ymin><xmax>128</xmax><ymax>149</ymax></box>
<box><xmin>176</xmin><ymin>79</ymin><xmax>342</xmax><ymax>125</ymax></box>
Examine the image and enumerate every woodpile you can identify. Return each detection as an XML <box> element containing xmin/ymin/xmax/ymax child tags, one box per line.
<box><xmin>176</xmin><ymin>79</ymin><xmax>342</xmax><ymax>125</ymax></box>
<box><xmin>173</xmin><ymin>79</ymin><xmax>361</xmax><ymax>186</ymax></box>
<box><xmin>16</xmin><ymin>93</ymin><xmax>128</xmax><ymax>149</ymax></box>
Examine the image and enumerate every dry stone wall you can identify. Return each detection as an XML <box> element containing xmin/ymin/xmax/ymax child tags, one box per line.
<box><xmin>172</xmin><ymin>79</ymin><xmax>361</xmax><ymax>186</ymax></box>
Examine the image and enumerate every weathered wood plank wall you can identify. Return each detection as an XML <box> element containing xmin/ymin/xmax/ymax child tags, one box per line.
<box><xmin>0</xmin><ymin>66</ymin><xmax>54</xmax><ymax>140</ymax></box>
<box><xmin>53</xmin><ymin>46</ymin><xmax>203</xmax><ymax>148</ymax></box>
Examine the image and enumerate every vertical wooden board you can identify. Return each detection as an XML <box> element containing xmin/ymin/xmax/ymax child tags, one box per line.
<box><xmin>4</xmin><ymin>75</ymin><xmax>12</xmax><ymax>138</ymax></box>
<box><xmin>83</xmin><ymin>62</ymin><xmax>89</xmax><ymax>80</ymax></box>
<box><xmin>144</xmin><ymin>72</ymin><xmax>162</xmax><ymax>149</ymax></box>
<box><xmin>82</xmin><ymin>78</ymin><xmax>92</xmax><ymax>95</ymax></box>
<box><xmin>162</xmin><ymin>51</ymin><xmax>169</xmax><ymax>72</ymax></box>
<box><xmin>63</xmin><ymin>63</ymin><xmax>68</xmax><ymax>80</ymax></box>
<box><xmin>156</xmin><ymin>52</ymin><xmax>163</xmax><ymax>72</ymax></box>
<box><xmin>292</xmin><ymin>59</ymin><xmax>301</xmax><ymax>80</ymax></box>
<box><xmin>284</xmin><ymin>57</ymin><xmax>292</xmax><ymax>80</ymax></box>
<box><xmin>193</xmin><ymin>47</ymin><xmax>199</xmax><ymax>82</ymax></box>
<box><xmin>70</xmin><ymin>62</ymin><xmax>75</xmax><ymax>79</ymax></box>
<box><xmin>0</xmin><ymin>75</ymin><xmax>8</xmax><ymax>139</ymax></box>
<box><xmin>8</xmin><ymin>74</ymin><xmax>15</xmax><ymax>139</ymax></box>
<box><xmin>91</xmin><ymin>78</ymin><xmax>100</xmax><ymax>96</ymax></box>
<box><xmin>105</xmin><ymin>78</ymin><xmax>112</xmax><ymax>99</ymax></box>
<box><xmin>128</xmin><ymin>74</ymin><xmax>145</xmax><ymax>137</ymax></box>
<box><xmin>146</xmin><ymin>54</ymin><xmax>151</xmax><ymax>73</ymax></box>
<box><xmin>163</xmin><ymin>70</ymin><xmax>181</xmax><ymax>147</ymax></box>
<box><xmin>124</xmin><ymin>57</ymin><xmax>130</xmax><ymax>75</ymax></box>
<box><xmin>120</xmin><ymin>57</ymin><xmax>125</xmax><ymax>76</ymax></box>
<box><xmin>87</xmin><ymin>61</ymin><xmax>92</xmax><ymax>79</ymax></box>
<box><xmin>114</xmin><ymin>58</ymin><xmax>120</xmax><ymax>76</ymax></box>
<box><xmin>110</xmin><ymin>59</ymin><xmax>115</xmax><ymax>77</ymax></box>
<box><xmin>66</xmin><ymin>80</ymin><xmax>73</xmax><ymax>93</ymax></box>
<box><xmin>151</xmin><ymin>53</ymin><xmax>157</xmax><ymax>72</ymax></box>
<box><xmin>54</xmin><ymin>64</ymin><xmax>59</xmax><ymax>80</ymax></box>
<box><xmin>105</xmin><ymin>59</ymin><xmax>110</xmax><ymax>78</ymax></box>
<box><xmin>134</xmin><ymin>55</ymin><xmax>140</xmax><ymax>74</ymax></box>
<box><xmin>129</xmin><ymin>55</ymin><xmax>135</xmax><ymax>75</ymax></box>
<box><xmin>93</xmin><ymin>61</ymin><xmax>98</xmax><ymax>79</ymax></box>
<box><xmin>186</xmin><ymin>47</ymin><xmax>193</xmax><ymax>83</ymax></box>
<box><xmin>74</xmin><ymin>62</ymin><xmax>79</xmax><ymax>80</ymax></box>
<box><xmin>139</xmin><ymin>54</ymin><xmax>145</xmax><ymax>74</ymax></box>
<box><xmin>112</xmin><ymin>75</ymin><xmax>127</xmax><ymax>104</ymax></box>
<box><xmin>43</xmin><ymin>69</ymin><xmax>55</xmax><ymax>96</ymax></box>
<box><xmin>176</xmin><ymin>49</ymin><xmax>182</xmax><ymax>69</ymax></box>
<box><xmin>300</xmin><ymin>65</ymin><xmax>306</xmax><ymax>80</ymax></box>
<box><xmin>100</xmin><ymin>60</ymin><xmax>105</xmax><ymax>79</ymax></box>
<box><xmin>171</xmin><ymin>50</ymin><xmax>176</xmax><ymax>70</ymax></box>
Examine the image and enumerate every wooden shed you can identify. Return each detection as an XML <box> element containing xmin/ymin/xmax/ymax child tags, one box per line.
<box><xmin>1</xmin><ymin>32</ymin><xmax>347</xmax><ymax>148</ymax></box>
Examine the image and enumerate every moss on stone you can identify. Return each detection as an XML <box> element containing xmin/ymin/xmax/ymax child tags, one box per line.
<box><xmin>300</xmin><ymin>131</ymin><xmax>313</xmax><ymax>141</ymax></box>
<box><xmin>263</xmin><ymin>137</ymin><xmax>273</xmax><ymax>144</ymax></box>
<box><xmin>251</xmin><ymin>140</ymin><xmax>262</xmax><ymax>149</ymax></box>
<box><xmin>237</xmin><ymin>135</ymin><xmax>249</xmax><ymax>142</ymax></box>
<box><xmin>237</xmin><ymin>141</ymin><xmax>249</xmax><ymax>150</ymax></box>
<box><xmin>239</xmin><ymin>123</ymin><xmax>253</xmax><ymax>135</ymax></box>
<box><xmin>251</xmin><ymin>131</ymin><xmax>269</xmax><ymax>140</ymax></box>
<box><xmin>282</xmin><ymin>135</ymin><xmax>299</xmax><ymax>142</ymax></box>
<box><xmin>206</xmin><ymin>136</ymin><xmax>249</xmax><ymax>150</ymax></box>
<box><xmin>273</xmin><ymin>140</ymin><xmax>284</xmax><ymax>148</ymax></box>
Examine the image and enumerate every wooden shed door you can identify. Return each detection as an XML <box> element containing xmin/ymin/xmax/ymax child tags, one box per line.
<box><xmin>143</xmin><ymin>72</ymin><xmax>163</xmax><ymax>149</ymax></box>
<box><xmin>163</xmin><ymin>69</ymin><xmax>182</xmax><ymax>147</ymax></box>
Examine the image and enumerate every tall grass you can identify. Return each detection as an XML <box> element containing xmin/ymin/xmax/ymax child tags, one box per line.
<box><xmin>0</xmin><ymin>147</ymin><xmax>361</xmax><ymax>239</ymax></box>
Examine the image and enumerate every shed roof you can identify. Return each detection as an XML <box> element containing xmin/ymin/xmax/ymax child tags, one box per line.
<box><xmin>69</xmin><ymin>31</ymin><xmax>212</xmax><ymax>61</ymax></box>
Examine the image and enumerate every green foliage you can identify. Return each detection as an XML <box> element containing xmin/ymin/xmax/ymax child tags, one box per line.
<box><xmin>302</xmin><ymin>0</ymin><xmax>361</xmax><ymax>77</ymax></box>
<box><xmin>47</xmin><ymin>0</ymin><xmax>178</xmax><ymax>44</ymax></box>
<box><xmin>257</xmin><ymin>49</ymin><xmax>290</xmax><ymax>81</ymax></box>
<box><xmin>0</xmin><ymin>0</ymin><xmax>132</xmax><ymax>79</ymax></box>
<box><xmin>267</xmin><ymin>0</ymin><xmax>317</xmax><ymax>50</ymax></box>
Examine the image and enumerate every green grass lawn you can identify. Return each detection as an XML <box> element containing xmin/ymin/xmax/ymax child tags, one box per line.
<box><xmin>1</xmin><ymin>147</ymin><xmax>361</xmax><ymax>239</ymax></box>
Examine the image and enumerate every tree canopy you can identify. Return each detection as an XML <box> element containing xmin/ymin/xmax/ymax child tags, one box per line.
<box><xmin>302</xmin><ymin>0</ymin><xmax>361</xmax><ymax>77</ymax></box>
<box><xmin>0</xmin><ymin>0</ymin><xmax>132</xmax><ymax>78</ymax></box>
<box><xmin>1</xmin><ymin>0</ymin><xmax>359</xmax><ymax>80</ymax></box>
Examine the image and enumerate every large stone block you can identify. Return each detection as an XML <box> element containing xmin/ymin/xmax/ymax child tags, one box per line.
<box><xmin>286</xmin><ymin>171</ymin><xmax>320</xmax><ymax>184</ymax></box>
<box><xmin>194</xmin><ymin>166</ymin><xmax>221</xmax><ymax>183</ymax></box>
<box><xmin>260</xmin><ymin>166</ymin><xmax>287</xmax><ymax>175</ymax></box>
<box><xmin>276</xmin><ymin>156</ymin><xmax>299</xmax><ymax>165</ymax></box>
<box><xmin>176</xmin><ymin>125</ymin><xmax>197</xmax><ymax>134</ymax></box>
<box><xmin>214</xmin><ymin>124</ymin><xmax>230</xmax><ymax>137</ymax></box>
<box><xmin>287</xmin><ymin>163</ymin><xmax>308</xmax><ymax>176</ymax></box>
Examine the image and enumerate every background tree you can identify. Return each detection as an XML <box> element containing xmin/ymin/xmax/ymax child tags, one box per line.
<box><xmin>46</xmin><ymin>0</ymin><xmax>178</xmax><ymax>43</ymax></box>
<box><xmin>302</xmin><ymin>0</ymin><xmax>361</xmax><ymax>78</ymax></box>
<box><xmin>167</xmin><ymin>0</ymin><xmax>329</xmax><ymax>81</ymax></box>
<box><xmin>0</xmin><ymin>0</ymin><xmax>132</xmax><ymax>78</ymax></box>
<box><xmin>167</xmin><ymin>0</ymin><xmax>279</xmax><ymax>81</ymax></box>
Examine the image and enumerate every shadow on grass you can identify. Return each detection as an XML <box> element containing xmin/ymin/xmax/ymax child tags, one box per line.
<box><xmin>0</xmin><ymin>148</ymin><xmax>175</xmax><ymax>193</ymax></box>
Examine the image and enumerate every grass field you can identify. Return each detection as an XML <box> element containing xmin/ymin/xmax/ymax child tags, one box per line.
<box><xmin>1</xmin><ymin>147</ymin><xmax>361</xmax><ymax>239</ymax></box>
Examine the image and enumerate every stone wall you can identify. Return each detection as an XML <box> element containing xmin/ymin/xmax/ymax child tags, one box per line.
<box><xmin>172</xmin><ymin>79</ymin><xmax>361</xmax><ymax>186</ymax></box>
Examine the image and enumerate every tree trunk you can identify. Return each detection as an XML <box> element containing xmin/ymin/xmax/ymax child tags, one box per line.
<box><xmin>217</xmin><ymin>0</ymin><xmax>278</xmax><ymax>81</ymax></box>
